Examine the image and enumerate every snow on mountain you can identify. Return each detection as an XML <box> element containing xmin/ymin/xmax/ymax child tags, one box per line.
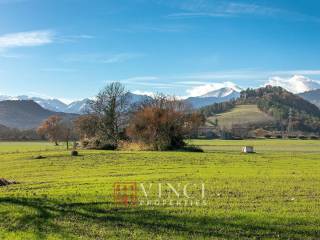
<box><xmin>0</xmin><ymin>95</ymin><xmax>82</xmax><ymax>113</ymax></box>
<box><xmin>0</xmin><ymin>92</ymin><xmax>152</xmax><ymax>114</ymax></box>
<box><xmin>184</xmin><ymin>83</ymin><xmax>242</xmax><ymax>108</ymax></box>
<box><xmin>186</xmin><ymin>82</ymin><xmax>241</xmax><ymax>98</ymax></box>
<box><xmin>200</xmin><ymin>86</ymin><xmax>241</xmax><ymax>98</ymax></box>
<box><xmin>265</xmin><ymin>75</ymin><xmax>320</xmax><ymax>94</ymax></box>
<box><xmin>65</xmin><ymin>99</ymin><xmax>90</xmax><ymax>114</ymax></box>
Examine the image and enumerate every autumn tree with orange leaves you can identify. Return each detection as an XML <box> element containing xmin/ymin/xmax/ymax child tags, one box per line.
<box><xmin>37</xmin><ymin>115</ymin><xmax>64</xmax><ymax>146</ymax></box>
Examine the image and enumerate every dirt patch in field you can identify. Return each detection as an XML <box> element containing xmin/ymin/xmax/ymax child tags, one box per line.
<box><xmin>0</xmin><ymin>178</ymin><xmax>17</xmax><ymax>187</ymax></box>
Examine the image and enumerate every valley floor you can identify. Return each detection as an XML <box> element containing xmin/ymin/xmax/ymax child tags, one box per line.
<box><xmin>0</xmin><ymin>140</ymin><xmax>320</xmax><ymax>239</ymax></box>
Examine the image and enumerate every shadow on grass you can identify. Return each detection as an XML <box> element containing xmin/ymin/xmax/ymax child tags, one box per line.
<box><xmin>0</xmin><ymin>197</ymin><xmax>319</xmax><ymax>239</ymax></box>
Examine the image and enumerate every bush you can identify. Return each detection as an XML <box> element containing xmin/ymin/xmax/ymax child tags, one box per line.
<box><xmin>100</xmin><ymin>144</ymin><xmax>117</xmax><ymax>150</ymax></box>
<box><xmin>298</xmin><ymin>136</ymin><xmax>308</xmax><ymax>140</ymax></box>
<box><xmin>264</xmin><ymin>134</ymin><xmax>272</xmax><ymax>139</ymax></box>
<box><xmin>179</xmin><ymin>145</ymin><xmax>204</xmax><ymax>152</ymax></box>
<box><xmin>310</xmin><ymin>135</ymin><xmax>319</xmax><ymax>140</ymax></box>
<box><xmin>118</xmin><ymin>141</ymin><xmax>149</xmax><ymax>151</ymax></box>
<box><xmin>71</xmin><ymin>150</ymin><xmax>78</xmax><ymax>156</ymax></box>
<box><xmin>81</xmin><ymin>139</ymin><xmax>89</xmax><ymax>148</ymax></box>
<box><xmin>276</xmin><ymin>135</ymin><xmax>283</xmax><ymax>139</ymax></box>
<box><xmin>288</xmin><ymin>135</ymin><xmax>297</xmax><ymax>139</ymax></box>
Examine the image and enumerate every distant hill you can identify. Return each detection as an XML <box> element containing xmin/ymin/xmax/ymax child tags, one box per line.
<box><xmin>0</xmin><ymin>124</ymin><xmax>9</xmax><ymax>131</ymax></box>
<box><xmin>299</xmin><ymin>89</ymin><xmax>320</xmax><ymax>109</ymax></box>
<box><xmin>0</xmin><ymin>100</ymin><xmax>77</xmax><ymax>129</ymax></box>
<box><xmin>201</xmin><ymin>86</ymin><xmax>320</xmax><ymax>133</ymax></box>
<box><xmin>207</xmin><ymin>105</ymin><xmax>275</xmax><ymax>129</ymax></box>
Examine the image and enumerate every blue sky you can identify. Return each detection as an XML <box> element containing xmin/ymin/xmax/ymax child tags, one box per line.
<box><xmin>0</xmin><ymin>0</ymin><xmax>320</xmax><ymax>101</ymax></box>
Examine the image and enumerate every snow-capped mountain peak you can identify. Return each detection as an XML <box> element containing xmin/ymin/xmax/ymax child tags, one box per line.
<box><xmin>0</xmin><ymin>92</ymin><xmax>151</xmax><ymax>114</ymax></box>
<box><xmin>200</xmin><ymin>86</ymin><xmax>241</xmax><ymax>98</ymax></box>
<box><xmin>186</xmin><ymin>81</ymin><xmax>242</xmax><ymax>98</ymax></box>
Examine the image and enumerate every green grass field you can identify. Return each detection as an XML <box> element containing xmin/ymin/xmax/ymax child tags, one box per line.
<box><xmin>1</xmin><ymin>140</ymin><xmax>320</xmax><ymax>239</ymax></box>
<box><xmin>207</xmin><ymin>104</ymin><xmax>275</xmax><ymax>129</ymax></box>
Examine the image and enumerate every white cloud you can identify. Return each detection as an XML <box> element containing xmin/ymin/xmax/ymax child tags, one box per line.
<box><xmin>186</xmin><ymin>81</ymin><xmax>241</xmax><ymax>97</ymax></box>
<box><xmin>132</xmin><ymin>90</ymin><xmax>155</xmax><ymax>97</ymax></box>
<box><xmin>0</xmin><ymin>30</ymin><xmax>54</xmax><ymax>49</ymax></box>
<box><xmin>265</xmin><ymin>75</ymin><xmax>320</xmax><ymax>93</ymax></box>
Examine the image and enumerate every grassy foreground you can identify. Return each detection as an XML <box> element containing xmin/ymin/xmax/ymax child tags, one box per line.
<box><xmin>0</xmin><ymin>140</ymin><xmax>320</xmax><ymax>239</ymax></box>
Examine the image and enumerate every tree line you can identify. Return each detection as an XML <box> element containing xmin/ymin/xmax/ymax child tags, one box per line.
<box><xmin>37</xmin><ymin>82</ymin><xmax>204</xmax><ymax>151</ymax></box>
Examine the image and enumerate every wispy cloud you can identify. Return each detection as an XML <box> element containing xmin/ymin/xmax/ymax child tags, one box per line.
<box><xmin>0</xmin><ymin>52</ymin><xmax>26</xmax><ymax>59</ymax></box>
<box><xmin>121</xmin><ymin>76</ymin><xmax>159</xmax><ymax>81</ymax></box>
<box><xmin>63</xmin><ymin>53</ymin><xmax>144</xmax><ymax>64</ymax></box>
<box><xmin>0</xmin><ymin>30</ymin><xmax>54</xmax><ymax>49</ymax></box>
<box><xmin>163</xmin><ymin>0</ymin><xmax>320</xmax><ymax>22</ymax></box>
<box><xmin>114</xmin><ymin>24</ymin><xmax>189</xmax><ymax>33</ymax></box>
<box><xmin>164</xmin><ymin>1</ymin><xmax>281</xmax><ymax>19</ymax></box>
<box><xmin>57</xmin><ymin>34</ymin><xmax>95</xmax><ymax>43</ymax></box>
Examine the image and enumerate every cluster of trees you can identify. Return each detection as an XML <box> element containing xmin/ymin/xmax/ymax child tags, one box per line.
<box><xmin>37</xmin><ymin>115</ymin><xmax>77</xmax><ymax>149</ymax></box>
<box><xmin>39</xmin><ymin>82</ymin><xmax>204</xmax><ymax>151</ymax></box>
<box><xmin>0</xmin><ymin>125</ymin><xmax>40</xmax><ymax>141</ymax></box>
<box><xmin>127</xmin><ymin>95</ymin><xmax>204</xmax><ymax>150</ymax></box>
<box><xmin>200</xmin><ymin>100</ymin><xmax>236</xmax><ymax>117</ymax></box>
<box><xmin>242</xmin><ymin>86</ymin><xmax>320</xmax><ymax>134</ymax></box>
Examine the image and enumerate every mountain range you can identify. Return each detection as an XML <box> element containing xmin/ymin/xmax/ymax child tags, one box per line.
<box><xmin>0</xmin><ymin>95</ymin><xmax>90</xmax><ymax>114</ymax></box>
<box><xmin>1</xmin><ymin>77</ymin><xmax>320</xmax><ymax>130</ymax></box>
<box><xmin>0</xmin><ymin>100</ymin><xmax>77</xmax><ymax>129</ymax></box>
<box><xmin>0</xmin><ymin>92</ymin><xmax>153</xmax><ymax>114</ymax></box>
<box><xmin>299</xmin><ymin>89</ymin><xmax>320</xmax><ymax>108</ymax></box>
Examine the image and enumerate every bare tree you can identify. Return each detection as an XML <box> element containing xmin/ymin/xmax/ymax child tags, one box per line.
<box><xmin>89</xmin><ymin>82</ymin><xmax>129</xmax><ymax>149</ymax></box>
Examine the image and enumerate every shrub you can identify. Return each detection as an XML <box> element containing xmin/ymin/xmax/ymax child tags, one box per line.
<box><xmin>127</xmin><ymin>95</ymin><xmax>204</xmax><ymax>151</ymax></box>
<box><xmin>288</xmin><ymin>135</ymin><xmax>297</xmax><ymax>139</ymax></box>
<box><xmin>298</xmin><ymin>136</ymin><xmax>308</xmax><ymax>140</ymax></box>
<box><xmin>100</xmin><ymin>144</ymin><xmax>117</xmax><ymax>150</ymax></box>
<box><xmin>118</xmin><ymin>141</ymin><xmax>149</xmax><ymax>151</ymax></box>
<box><xmin>179</xmin><ymin>145</ymin><xmax>204</xmax><ymax>152</ymax></box>
<box><xmin>71</xmin><ymin>150</ymin><xmax>78</xmax><ymax>156</ymax></box>
<box><xmin>310</xmin><ymin>135</ymin><xmax>319</xmax><ymax>140</ymax></box>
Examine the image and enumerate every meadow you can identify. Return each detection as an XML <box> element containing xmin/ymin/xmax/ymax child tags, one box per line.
<box><xmin>207</xmin><ymin>104</ymin><xmax>274</xmax><ymax>129</ymax></box>
<box><xmin>0</xmin><ymin>140</ymin><xmax>320</xmax><ymax>239</ymax></box>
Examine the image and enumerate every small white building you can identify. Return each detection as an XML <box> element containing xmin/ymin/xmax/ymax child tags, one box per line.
<box><xmin>242</xmin><ymin>146</ymin><xmax>255</xmax><ymax>153</ymax></box>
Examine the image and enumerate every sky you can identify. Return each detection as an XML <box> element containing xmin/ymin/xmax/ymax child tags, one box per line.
<box><xmin>0</xmin><ymin>0</ymin><xmax>320</xmax><ymax>102</ymax></box>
